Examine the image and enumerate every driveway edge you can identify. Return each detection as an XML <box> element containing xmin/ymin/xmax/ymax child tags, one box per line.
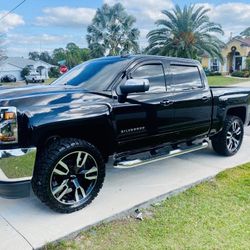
<box><xmin>38</xmin><ymin>174</ymin><xmax>217</xmax><ymax>249</ymax></box>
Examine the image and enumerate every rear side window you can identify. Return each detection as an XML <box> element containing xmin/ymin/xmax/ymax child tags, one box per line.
<box><xmin>170</xmin><ymin>65</ymin><xmax>203</xmax><ymax>91</ymax></box>
<box><xmin>131</xmin><ymin>64</ymin><xmax>166</xmax><ymax>92</ymax></box>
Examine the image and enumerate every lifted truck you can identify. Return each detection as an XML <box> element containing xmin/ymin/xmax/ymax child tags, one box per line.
<box><xmin>0</xmin><ymin>55</ymin><xmax>249</xmax><ymax>213</ymax></box>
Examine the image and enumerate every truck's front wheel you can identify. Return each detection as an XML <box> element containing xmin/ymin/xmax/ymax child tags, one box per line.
<box><xmin>211</xmin><ymin>115</ymin><xmax>244</xmax><ymax>156</ymax></box>
<box><xmin>32</xmin><ymin>138</ymin><xmax>105</xmax><ymax>213</ymax></box>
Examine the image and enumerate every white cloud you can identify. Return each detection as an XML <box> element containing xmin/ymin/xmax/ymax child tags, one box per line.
<box><xmin>7</xmin><ymin>33</ymin><xmax>71</xmax><ymax>45</ymax></box>
<box><xmin>196</xmin><ymin>3</ymin><xmax>250</xmax><ymax>41</ymax></box>
<box><xmin>105</xmin><ymin>0</ymin><xmax>173</xmax><ymax>24</ymax></box>
<box><xmin>0</xmin><ymin>12</ymin><xmax>24</xmax><ymax>32</ymax></box>
<box><xmin>35</xmin><ymin>6</ymin><xmax>96</xmax><ymax>28</ymax></box>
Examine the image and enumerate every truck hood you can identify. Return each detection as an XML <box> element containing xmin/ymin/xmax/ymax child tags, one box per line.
<box><xmin>0</xmin><ymin>84</ymin><xmax>112</xmax><ymax>110</ymax></box>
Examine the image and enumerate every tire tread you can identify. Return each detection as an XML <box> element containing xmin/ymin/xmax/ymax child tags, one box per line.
<box><xmin>32</xmin><ymin>138</ymin><xmax>105</xmax><ymax>213</ymax></box>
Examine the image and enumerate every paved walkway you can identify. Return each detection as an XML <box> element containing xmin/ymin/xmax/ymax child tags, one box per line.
<box><xmin>0</xmin><ymin>128</ymin><xmax>249</xmax><ymax>249</ymax></box>
<box><xmin>232</xmin><ymin>80</ymin><xmax>250</xmax><ymax>87</ymax></box>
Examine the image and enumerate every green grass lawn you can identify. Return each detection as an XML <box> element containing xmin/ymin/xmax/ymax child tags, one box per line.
<box><xmin>46</xmin><ymin>163</ymin><xmax>250</xmax><ymax>250</ymax></box>
<box><xmin>208</xmin><ymin>76</ymin><xmax>249</xmax><ymax>86</ymax></box>
<box><xmin>44</xmin><ymin>78</ymin><xmax>57</xmax><ymax>84</ymax></box>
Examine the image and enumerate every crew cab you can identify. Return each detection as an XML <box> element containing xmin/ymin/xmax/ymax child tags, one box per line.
<box><xmin>0</xmin><ymin>55</ymin><xmax>249</xmax><ymax>213</ymax></box>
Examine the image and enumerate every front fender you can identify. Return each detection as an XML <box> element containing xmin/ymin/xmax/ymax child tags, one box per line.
<box><xmin>26</xmin><ymin>103</ymin><xmax>116</xmax><ymax>156</ymax></box>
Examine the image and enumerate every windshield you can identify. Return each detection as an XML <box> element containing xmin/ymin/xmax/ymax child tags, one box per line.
<box><xmin>52</xmin><ymin>57</ymin><xmax>130</xmax><ymax>91</ymax></box>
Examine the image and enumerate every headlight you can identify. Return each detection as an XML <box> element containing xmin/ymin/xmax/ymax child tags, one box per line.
<box><xmin>0</xmin><ymin>107</ymin><xmax>18</xmax><ymax>144</ymax></box>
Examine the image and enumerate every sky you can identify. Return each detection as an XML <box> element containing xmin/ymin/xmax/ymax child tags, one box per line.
<box><xmin>0</xmin><ymin>0</ymin><xmax>250</xmax><ymax>57</ymax></box>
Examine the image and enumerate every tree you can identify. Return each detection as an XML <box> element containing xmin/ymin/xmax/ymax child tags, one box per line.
<box><xmin>240</xmin><ymin>27</ymin><xmax>250</xmax><ymax>37</ymax></box>
<box><xmin>86</xmin><ymin>3</ymin><xmax>140</xmax><ymax>57</ymax></box>
<box><xmin>52</xmin><ymin>43</ymin><xmax>90</xmax><ymax>69</ymax></box>
<box><xmin>21</xmin><ymin>67</ymin><xmax>30</xmax><ymax>78</ymax></box>
<box><xmin>48</xmin><ymin>67</ymin><xmax>60</xmax><ymax>78</ymax></box>
<box><xmin>39</xmin><ymin>51</ymin><xmax>53</xmax><ymax>64</ymax></box>
<box><xmin>81</xmin><ymin>48</ymin><xmax>91</xmax><ymax>61</ymax></box>
<box><xmin>28</xmin><ymin>51</ymin><xmax>53</xmax><ymax>64</ymax></box>
<box><xmin>29</xmin><ymin>51</ymin><xmax>40</xmax><ymax>60</ymax></box>
<box><xmin>146</xmin><ymin>5</ymin><xmax>224</xmax><ymax>62</ymax></box>
<box><xmin>66</xmin><ymin>42</ymin><xmax>82</xmax><ymax>68</ymax></box>
<box><xmin>52</xmin><ymin>48</ymin><xmax>66</xmax><ymax>64</ymax></box>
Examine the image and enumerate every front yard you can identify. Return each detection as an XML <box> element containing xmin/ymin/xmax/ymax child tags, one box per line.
<box><xmin>207</xmin><ymin>76</ymin><xmax>249</xmax><ymax>86</ymax></box>
<box><xmin>47</xmin><ymin>163</ymin><xmax>250</xmax><ymax>250</ymax></box>
<box><xmin>0</xmin><ymin>78</ymin><xmax>57</xmax><ymax>88</ymax></box>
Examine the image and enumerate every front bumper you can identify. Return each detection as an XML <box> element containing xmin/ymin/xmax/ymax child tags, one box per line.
<box><xmin>0</xmin><ymin>147</ymin><xmax>36</xmax><ymax>198</ymax></box>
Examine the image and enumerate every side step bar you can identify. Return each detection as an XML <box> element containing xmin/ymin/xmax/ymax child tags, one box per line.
<box><xmin>114</xmin><ymin>142</ymin><xmax>208</xmax><ymax>169</ymax></box>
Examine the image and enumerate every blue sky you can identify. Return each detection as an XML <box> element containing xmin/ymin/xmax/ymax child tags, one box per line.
<box><xmin>1</xmin><ymin>0</ymin><xmax>250</xmax><ymax>57</ymax></box>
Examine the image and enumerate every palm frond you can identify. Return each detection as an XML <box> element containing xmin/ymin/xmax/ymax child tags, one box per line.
<box><xmin>147</xmin><ymin>4</ymin><xmax>224</xmax><ymax>61</ymax></box>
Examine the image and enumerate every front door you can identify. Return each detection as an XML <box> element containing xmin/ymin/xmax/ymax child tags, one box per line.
<box><xmin>235</xmin><ymin>56</ymin><xmax>242</xmax><ymax>71</ymax></box>
<box><xmin>113</xmin><ymin>61</ymin><xmax>174</xmax><ymax>152</ymax></box>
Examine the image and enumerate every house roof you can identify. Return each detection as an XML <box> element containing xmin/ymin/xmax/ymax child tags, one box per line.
<box><xmin>0</xmin><ymin>57</ymin><xmax>54</xmax><ymax>69</ymax></box>
<box><xmin>231</xmin><ymin>37</ymin><xmax>250</xmax><ymax>47</ymax></box>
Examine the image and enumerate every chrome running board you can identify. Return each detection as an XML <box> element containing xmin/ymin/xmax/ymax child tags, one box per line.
<box><xmin>114</xmin><ymin>142</ymin><xmax>208</xmax><ymax>169</ymax></box>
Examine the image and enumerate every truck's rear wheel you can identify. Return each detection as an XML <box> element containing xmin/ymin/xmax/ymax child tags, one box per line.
<box><xmin>211</xmin><ymin>115</ymin><xmax>244</xmax><ymax>156</ymax></box>
<box><xmin>32</xmin><ymin>138</ymin><xmax>105</xmax><ymax>213</ymax></box>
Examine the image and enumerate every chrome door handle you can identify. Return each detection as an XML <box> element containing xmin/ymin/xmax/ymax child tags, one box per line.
<box><xmin>202</xmin><ymin>96</ymin><xmax>209</xmax><ymax>102</ymax></box>
<box><xmin>160</xmin><ymin>100</ymin><xmax>174</xmax><ymax>106</ymax></box>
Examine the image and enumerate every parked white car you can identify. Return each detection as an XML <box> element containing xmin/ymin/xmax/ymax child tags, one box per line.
<box><xmin>25</xmin><ymin>73</ymin><xmax>45</xmax><ymax>83</ymax></box>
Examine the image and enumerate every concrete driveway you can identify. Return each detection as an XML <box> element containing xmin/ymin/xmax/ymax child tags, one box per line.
<box><xmin>1</xmin><ymin>127</ymin><xmax>250</xmax><ymax>250</ymax></box>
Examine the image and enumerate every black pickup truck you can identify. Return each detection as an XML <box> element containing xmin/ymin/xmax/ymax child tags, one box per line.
<box><xmin>0</xmin><ymin>55</ymin><xmax>250</xmax><ymax>213</ymax></box>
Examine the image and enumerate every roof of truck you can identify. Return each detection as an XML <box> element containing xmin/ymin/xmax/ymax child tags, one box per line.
<box><xmin>95</xmin><ymin>54</ymin><xmax>200</xmax><ymax>65</ymax></box>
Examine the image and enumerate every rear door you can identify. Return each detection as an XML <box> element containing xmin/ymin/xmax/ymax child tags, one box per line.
<box><xmin>169</xmin><ymin>63</ymin><xmax>212</xmax><ymax>140</ymax></box>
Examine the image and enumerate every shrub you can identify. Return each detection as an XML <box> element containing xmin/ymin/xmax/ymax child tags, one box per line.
<box><xmin>210</xmin><ymin>71</ymin><xmax>222</xmax><ymax>76</ymax></box>
<box><xmin>246</xmin><ymin>57</ymin><xmax>250</xmax><ymax>70</ymax></box>
<box><xmin>21</xmin><ymin>67</ymin><xmax>30</xmax><ymax>78</ymax></box>
<box><xmin>49</xmin><ymin>67</ymin><xmax>60</xmax><ymax>78</ymax></box>
<box><xmin>231</xmin><ymin>70</ymin><xmax>250</xmax><ymax>78</ymax></box>
<box><xmin>203</xmin><ymin>67</ymin><xmax>210</xmax><ymax>76</ymax></box>
<box><xmin>203</xmin><ymin>68</ymin><xmax>222</xmax><ymax>76</ymax></box>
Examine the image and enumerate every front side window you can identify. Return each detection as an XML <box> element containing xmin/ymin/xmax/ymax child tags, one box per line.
<box><xmin>170</xmin><ymin>65</ymin><xmax>203</xmax><ymax>91</ymax></box>
<box><xmin>131</xmin><ymin>64</ymin><xmax>166</xmax><ymax>93</ymax></box>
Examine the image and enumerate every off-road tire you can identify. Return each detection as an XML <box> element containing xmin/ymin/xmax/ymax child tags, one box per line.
<box><xmin>32</xmin><ymin>138</ymin><xmax>105</xmax><ymax>213</ymax></box>
<box><xmin>211</xmin><ymin>115</ymin><xmax>244</xmax><ymax>156</ymax></box>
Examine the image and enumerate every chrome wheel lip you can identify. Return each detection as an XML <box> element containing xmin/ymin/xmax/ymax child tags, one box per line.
<box><xmin>226</xmin><ymin>120</ymin><xmax>242</xmax><ymax>153</ymax></box>
<box><xmin>50</xmin><ymin>150</ymin><xmax>98</xmax><ymax>206</ymax></box>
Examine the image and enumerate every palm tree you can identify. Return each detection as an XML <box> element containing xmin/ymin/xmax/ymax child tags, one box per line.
<box><xmin>87</xmin><ymin>3</ymin><xmax>140</xmax><ymax>58</ymax></box>
<box><xmin>146</xmin><ymin>5</ymin><xmax>224</xmax><ymax>62</ymax></box>
<box><xmin>240</xmin><ymin>27</ymin><xmax>250</xmax><ymax>37</ymax></box>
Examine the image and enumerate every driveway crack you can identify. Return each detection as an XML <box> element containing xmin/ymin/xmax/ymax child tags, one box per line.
<box><xmin>0</xmin><ymin>214</ymin><xmax>33</xmax><ymax>249</ymax></box>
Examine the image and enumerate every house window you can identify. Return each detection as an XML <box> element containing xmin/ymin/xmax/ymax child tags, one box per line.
<box><xmin>210</xmin><ymin>58</ymin><xmax>219</xmax><ymax>72</ymax></box>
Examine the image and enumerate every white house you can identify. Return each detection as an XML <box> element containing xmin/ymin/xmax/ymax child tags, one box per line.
<box><xmin>0</xmin><ymin>57</ymin><xmax>55</xmax><ymax>81</ymax></box>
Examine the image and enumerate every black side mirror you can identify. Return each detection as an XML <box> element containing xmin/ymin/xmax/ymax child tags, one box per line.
<box><xmin>118</xmin><ymin>78</ymin><xmax>150</xmax><ymax>103</ymax></box>
<box><xmin>120</xmin><ymin>79</ymin><xmax>150</xmax><ymax>95</ymax></box>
